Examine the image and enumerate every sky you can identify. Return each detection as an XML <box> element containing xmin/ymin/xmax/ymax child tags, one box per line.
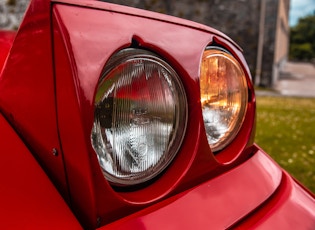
<box><xmin>289</xmin><ymin>0</ymin><xmax>315</xmax><ymax>26</ymax></box>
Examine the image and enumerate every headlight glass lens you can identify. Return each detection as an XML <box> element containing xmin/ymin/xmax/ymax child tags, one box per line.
<box><xmin>200</xmin><ymin>48</ymin><xmax>248</xmax><ymax>152</ymax></box>
<box><xmin>91</xmin><ymin>49</ymin><xmax>187</xmax><ymax>186</ymax></box>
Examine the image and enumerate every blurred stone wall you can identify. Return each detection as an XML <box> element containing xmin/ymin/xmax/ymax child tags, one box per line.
<box><xmin>0</xmin><ymin>0</ymin><xmax>29</xmax><ymax>30</ymax></box>
<box><xmin>100</xmin><ymin>0</ymin><xmax>291</xmax><ymax>87</ymax></box>
<box><xmin>1</xmin><ymin>0</ymin><xmax>289</xmax><ymax>87</ymax></box>
<box><xmin>105</xmin><ymin>0</ymin><xmax>262</xmax><ymax>84</ymax></box>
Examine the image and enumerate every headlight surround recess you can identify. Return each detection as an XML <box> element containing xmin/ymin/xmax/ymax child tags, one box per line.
<box><xmin>200</xmin><ymin>47</ymin><xmax>248</xmax><ymax>152</ymax></box>
<box><xmin>91</xmin><ymin>48</ymin><xmax>187</xmax><ymax>186</ymax></box>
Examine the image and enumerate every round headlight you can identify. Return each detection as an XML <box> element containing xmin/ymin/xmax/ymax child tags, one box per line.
<box><xmin>200</xmin><ymin>47</ymin><xmax>248</xmax><ymax>152</ymax></box>
<box><xmin>91</xmin><ymin>49</ymin><xmax>187</xmax><ymax>186</ymax></box>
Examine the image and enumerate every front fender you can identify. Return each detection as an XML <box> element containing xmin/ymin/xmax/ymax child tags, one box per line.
<box><xmin>0</xmin><ymin>113</ymin><xmax>82</xmax><ymax>229</ymax></box>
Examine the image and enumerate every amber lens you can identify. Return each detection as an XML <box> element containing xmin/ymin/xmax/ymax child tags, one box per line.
<box><xmin>200</xmin><ymin>48</ymin><xmax>248</xmax><ymax>152</ymax></box>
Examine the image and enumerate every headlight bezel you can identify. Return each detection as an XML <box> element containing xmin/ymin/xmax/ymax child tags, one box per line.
<box><xmin>91</xmin><ymin>48</ymin><xmax>188</xmax><ymax>187</ymax></box>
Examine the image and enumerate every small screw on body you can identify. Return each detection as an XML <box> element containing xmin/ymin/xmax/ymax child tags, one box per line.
<box><xmin>96</xmin><ymin>217</ymin><xmax>101</xmax><ymax>228</ymax></box>
<box><xmin>52</xmin><ymin>148</ymin><xmax>58</xmax><ymax>156</ymax></box>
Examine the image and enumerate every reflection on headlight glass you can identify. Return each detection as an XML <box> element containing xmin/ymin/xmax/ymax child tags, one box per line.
<box><xmin>91</xmin><ymin>49</ymin><xmax>187</xmax><ymax>186</ymax></box>
<box><xmin>200</xmin><ymin>48</ymin><xmax>248</xmax><ymax>152</ymax></box>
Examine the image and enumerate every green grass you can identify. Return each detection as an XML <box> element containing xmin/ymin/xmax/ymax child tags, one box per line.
<box><xmin>255</xmin><ymin>96</ymin><xmax>315</xmax><ymax>193</ymax></box>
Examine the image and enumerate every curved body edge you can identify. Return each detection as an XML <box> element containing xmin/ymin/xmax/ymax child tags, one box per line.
<box><xmin>0</xmin><ymin>113</ymin><xmax>82</xmax><ymax>229</ymax></box>
<box><xmin>98</xmin><ymin>147</ymin><xmax>315</xmax><ymax>229</ymax></box>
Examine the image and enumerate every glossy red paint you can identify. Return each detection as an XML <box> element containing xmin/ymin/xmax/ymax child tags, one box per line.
<box><xmin>0</xmin><ymin>0</ymin><xmax>69</xmax><ymax>200</ymax></box>
<box><xmin>52</xmin><ymin>1</ymin><xmax>255</xmax><ymax>228</ymax></box>
<box><xmin>0</xmin><ymin>0</ymin><xmax>314</xmax><ymax>229</ymax></box>
<box><xmin>0</xmin><ymin>113</ymin><xmax>82</xmax><ymax>229</ymax></box>
<box><xmin>0</xmin><ymin>31</ymin><xmax>15</xmax><ymax>72</ymax></box>
<box><xmin>98</xmin><ymin>148</ymin><xmax>315</xmax><ymax>229</ymax></box>
<box><xmin>232</xmin><ymin>171</ymin><xmax>315</xmax><ymax>229</ymax></box>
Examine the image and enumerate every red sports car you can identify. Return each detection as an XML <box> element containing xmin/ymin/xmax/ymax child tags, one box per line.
<box><xmin>0</xmin><ymin>0</ymin><xmax>314</xmax><ymax>229</ymax></box>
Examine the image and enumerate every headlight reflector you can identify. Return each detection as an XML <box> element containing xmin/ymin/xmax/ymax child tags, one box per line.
<box><xmin>91</xmin><ymin>49</ymin><xmax>187</xmax><ymax>186</ymax></box>
<box><xmin>200</xmin><ymin>48</ymin><xmax>248</xmax><ymax>152</ymax></box>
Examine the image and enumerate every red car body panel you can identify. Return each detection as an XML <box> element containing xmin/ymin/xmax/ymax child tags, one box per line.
<box><xmin>52</xmin><ymin>3</ymin><xmax>256</xmax><ymax>227</ymax></box>
<box><xmin>0</xmin><ymin>0</ymin><xmax>69</xmax><ymax>199</ymax></box>
<box><xmin>234</xmin><ymin>171</ymin><xmax>315</xmax><ymax>229</ymax></box>
<box><xmin>100</xmin><ymin>149</ymin><xmax>315</xmax><ymax>230</ymax></box>
<box><xmin>0</xmin><ymin>0</ymin><xmax>314</xmax><ymax>229</ymax></box>
<box><xmin>0</xmin><ymin>31</ymin><xmax>15</xmax><ymax>72</ymax></box>
<box><xmin>0</xmin><ymin>114</ymin><xmax>82</xmax><ymax>229</ymax></box>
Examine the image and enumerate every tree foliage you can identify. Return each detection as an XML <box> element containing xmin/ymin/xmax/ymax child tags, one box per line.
<box><xmin>290</xmin><ymin>12</ymin><xmax>315</xmax><ymax>61</ymax></box>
